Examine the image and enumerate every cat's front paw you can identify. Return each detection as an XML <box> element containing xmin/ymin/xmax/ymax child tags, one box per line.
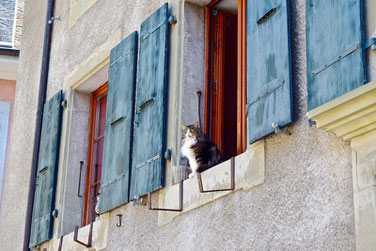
<box><xmin>189</xmin><ymin>171</ymin><xmax>197</xmax><ymax>179</ymax></box>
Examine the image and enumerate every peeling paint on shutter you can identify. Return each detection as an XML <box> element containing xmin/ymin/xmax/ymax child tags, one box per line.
<box><xmin>29</xmin><ymin>91</ymin><xmax>63</xmax><ymax>247</ymax></box>
<box><xmin>246</xmin><ymin>0</ymin><xmax>293</xmax><ymax>143</ymax></box>
<box><xmin>306</xmin><ymin>0</ymin><xmax>366</xmax><ymax>110</ymax></box>
<box><xmin>130</xmin><ymin>3</ymin><xmax>169</xmax><ymax>199</ymax></box>
<box><xmin>99</xmin><ymin>32</ymin><xmax>138</xmax><ymax>214</ymax></box>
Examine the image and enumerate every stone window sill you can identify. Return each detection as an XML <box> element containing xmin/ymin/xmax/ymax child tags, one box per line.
<box><xmin>157</xmin><ymin>140</ymin><xmax>265</xmax><ymax>226</ymax></box>
<box><xmin>307</xmin><ymin>81</ymin><xmax>376</xmax><ymax>147</ymax></box>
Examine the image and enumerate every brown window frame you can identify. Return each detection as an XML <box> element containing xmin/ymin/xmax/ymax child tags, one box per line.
<box><xmin>83</xmin><ymin>82</ymin><xmax>108</xmax><ymax>226</ymax></box>
<box><xmin>204</xmin><ymin>0</ymin><xmax>247</xmax><ymax>156</ymax></box>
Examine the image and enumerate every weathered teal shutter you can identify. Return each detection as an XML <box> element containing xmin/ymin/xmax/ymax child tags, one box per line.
<box><xmin>246</xmin><ymin>0</ymin><xmax>293</xmax><ymax>143</ymax></box>
<box><xmin>306</xmin><ymin>0</ymin><xmax>366</xmax><ymax>110</ymax></box>
<box><xmin>130</xmin><ymin>4</ymin><xmax>169</xmax><ymax>199</ymax></box>
<box><xmin>29</xmin><ymin>91</ymin><xmax>63</xmax><ymax>247</ymax></box>
<box><xmin>99</xmin><ymin>32</ymin><xmax>138</xmax><ymax>214</ymax></box>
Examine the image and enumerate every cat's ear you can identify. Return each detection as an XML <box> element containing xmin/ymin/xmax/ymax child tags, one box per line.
<box><xmin>181</xmin><ymin>124</ymin><xmax>188</xmax><ymax>131</ymax></box>
<box><xmin>193</xmin><ymin>121</ymin><xmax>199</xmax><ymax>128</ymax></box>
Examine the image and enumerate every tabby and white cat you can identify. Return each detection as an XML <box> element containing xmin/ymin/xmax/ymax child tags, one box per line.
<box><xmin>181</xmin><ymin>122</ymin><xmax>222</xmax><ymax>178</ymax></box>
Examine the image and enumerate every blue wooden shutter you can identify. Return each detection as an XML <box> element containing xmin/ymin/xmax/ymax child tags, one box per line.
<box><xmin>246</xmin><ymin>0</ymin><xmax>293</xmax><ymax>143</ymax></box>
<box><xmin>306</xmin><ymin>0</ymin><xmax>366</xmax><ymax>110</ymax></box>
<box><xmin>29</xmin><ymin>91</ymin><xmax>63</xmax><ymax>247</ymax></box>
<box><xmin>99</xmin><ymin>32</ymin><xmax>138</xmax><ymax>214</ymax></box>
<box><xmin>130</xmin><ymin>4</ymin><xmax>169</xmax><ymax>199</ymax></box>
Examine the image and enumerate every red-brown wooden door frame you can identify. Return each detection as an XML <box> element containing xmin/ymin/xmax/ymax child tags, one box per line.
<box><xmin>83</xmin><ymin>82</ymin><xmax>108</xmax><ymax>226</ymax></box>
<box><xmin>204</xmin><ymin>0</ymin><xmax>247</xmax><ymax>155</ymax></box>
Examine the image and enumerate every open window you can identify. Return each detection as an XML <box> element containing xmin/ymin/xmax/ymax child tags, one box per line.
<box><xmin>83</xmin><ymin>83</ymin><xmax>108</xmax><ymax>225</ymax></box>
<box><xmin>204</xmin><ymin>0</ymin><xmax>247</xmax><ymax>161</ymax></box>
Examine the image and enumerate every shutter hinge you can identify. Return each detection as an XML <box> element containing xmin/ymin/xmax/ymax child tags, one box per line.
<box><xmin>168</xmin><ymin>15</ymin><xmax>177</xmax><ymax>25</ymax></box>
<box><xmin>132</xmin><ymin>195</ymin><xmax>146</xmax><ymax>206</ymax></box>
<box><xmin>311</xmin><ymin>43</ymin><xmax>360</xmax><ymax>77</ymax></box>
<box><xmin>135</xmin><ymin>154</ymin><xmax>161</xmax><ymax>169</ymax></box>
<box><xmin>52</xmin><ymin>209</ymin><xmax>59</xmax><ymax>218</ymax></box>
<box><xmin>365</xmin><ymin>38</ymin><xmax>376</xmax><ymax>50</ymax></box>
<box><xmin>61</xmin><ymin>100</ymin><xmax>67</xmax><ymax>109</ymax></box>
<box><xmin>164</xmin><ymin>149</ymin><xmax>172</xmax><ymax>160</ymax></box>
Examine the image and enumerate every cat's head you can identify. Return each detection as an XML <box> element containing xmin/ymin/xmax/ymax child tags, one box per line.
<box><xmin>181</xmin><ymin>121</ymin><xmax>202</xmax><ymax>139</ymax></box>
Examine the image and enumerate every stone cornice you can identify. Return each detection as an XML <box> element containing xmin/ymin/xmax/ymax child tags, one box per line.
<box><xmin>307</xmin><ymin>81</ymin><xmax>376</xmax><ymax>145</ymax></box>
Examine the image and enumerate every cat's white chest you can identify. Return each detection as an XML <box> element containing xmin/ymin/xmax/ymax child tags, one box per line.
<box><xmin>181</xmin><ymin>137</ymin><xmax>198</xmax><ymax>170</ymax></box>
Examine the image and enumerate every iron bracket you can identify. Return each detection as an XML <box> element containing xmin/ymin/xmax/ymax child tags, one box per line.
<box><xmin>197</xmin><ymin>157</ymin><xmax>235</xmax><ymax>193</ymax></box>
<box><xmin>73</xmin><ymin>222</ymin><xmax>93</xmax><ymax>248</ymax></box>
<box><xmin>148</xmin><ymin>181</ymin><xmax>183</xmax><ymax>212</ymax></box>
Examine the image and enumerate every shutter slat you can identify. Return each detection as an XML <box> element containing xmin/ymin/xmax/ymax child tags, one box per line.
<box><xmin>29</xmin><ymin>91</ymin><xmax>63</xmax><ymax>248</ymax></box>
<box><xmin>306</xmin><ymin>0</ymin><xmax>366</xmax><ymax>110</ymax></box>
<box><xmin>130</xmin><ymin>3</ymin><xmax>169</xmax><ymax>199</ymax></box>
<box><xmin>99</xmin><ymin>32</ymin><xmax>138</xmax><ymax>214</ymax></box>
<box><xmin>246</xmin><ymin>0</ymin><xmax>293</xmax><ymax>143</ymax></box>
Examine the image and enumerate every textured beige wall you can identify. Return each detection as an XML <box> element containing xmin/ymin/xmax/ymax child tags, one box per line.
<box><xmin>0</xmin><ymin>0</ymin><xmax>362</xmax><ymax>250</ymax></box>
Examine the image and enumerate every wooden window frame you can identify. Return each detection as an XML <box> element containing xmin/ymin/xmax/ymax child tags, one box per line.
<box><xmin>204</xmin><ymin>0</ymin><xmax>247</xmax><ymax>155</ymax></box>
<box><xmin>83</xmin><ymin>82</ymin><xmax>108</xmax><ymax>226</ymax></box>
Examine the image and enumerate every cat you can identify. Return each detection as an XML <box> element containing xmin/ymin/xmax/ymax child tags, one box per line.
<box><xmin>181</xmin><ymin>121</ymin><xmax>222</xmax><ymax>178</ymax></box>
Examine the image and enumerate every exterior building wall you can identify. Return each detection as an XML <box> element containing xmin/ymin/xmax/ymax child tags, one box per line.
<box><xmin>2</xmin><ymin>0</ymin><xmax>376</xmax><ymax>250</ymax></box>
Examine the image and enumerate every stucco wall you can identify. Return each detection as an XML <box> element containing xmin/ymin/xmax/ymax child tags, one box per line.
<box><xmin>0</xmin><ymin>0</ymin><xmax>365</xmax><ymax>250</ymax></box>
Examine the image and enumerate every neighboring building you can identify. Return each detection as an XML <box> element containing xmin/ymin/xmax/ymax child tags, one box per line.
<box><xmin>0</xmin><ymin>0</ymin><xmax>23</xmax><ymax>218</ymax></box>
<box><xmin>0</xmin><ymin>0</ymin><xmax>376</xmax><ymax>250</ymax></box>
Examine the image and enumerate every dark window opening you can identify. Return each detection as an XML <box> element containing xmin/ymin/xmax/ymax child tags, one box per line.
<box><xmin>205</xmin><ymin>0</ymin><xmax>246</xmax><ymax>161</ymax></box>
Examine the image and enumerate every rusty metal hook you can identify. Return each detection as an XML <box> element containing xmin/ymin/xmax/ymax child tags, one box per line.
<box><xmin>116</xmin><ymin>213</ymin><xmax>122</xmax><ymax>227</ymax></box>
